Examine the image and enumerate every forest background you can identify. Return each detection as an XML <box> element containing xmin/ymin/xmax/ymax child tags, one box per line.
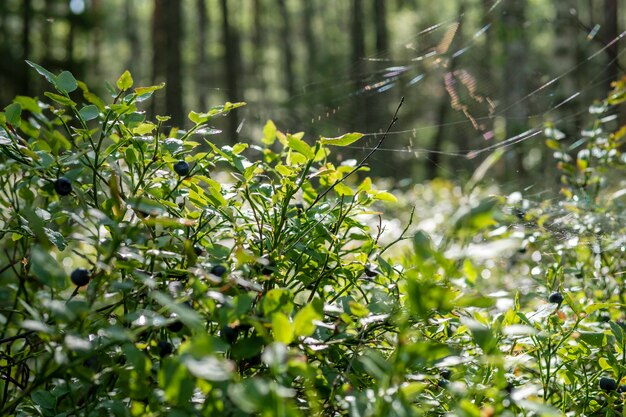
<box><xmin>0</xmin><ymin>0</ymin><xmax>623</xmax><ymax>186</ymax></box>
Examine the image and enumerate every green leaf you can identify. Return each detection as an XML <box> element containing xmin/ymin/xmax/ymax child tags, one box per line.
<box><xmin>293</xmin><ymin>303</ymin><xmax>322</xmax><ymax>337</ymax></box>
<box><xmin>43</xmin><ymin>227</ymin><xmax>66</xmax><ymax>250</ymax></box>
<box><xmin>188</xmin><ymin>110</ymin><xmax>206</xmax><ymax>124</ymax></box>
<box><xmin>4</xmin><ymin>103</ymin><xmax>22</xmax><ymax>126</ymax></box>
<box><xmin>14</xmin><ymin>96</ymin><xmax>41</xmax><ymax>114</ymax></box>
<box><xmin>56</xmin><ymin>71</ymin><xmax>77</xmax><ymax>93</ymax></box>
<box><xmin>271</xmin><ymin>313</ymin><xmax>293</xmax><ymax>344</ymax></box>
<box><xmin>373</xmin><ymin>190</ymin><xmax>397</xmax><ymax>202</ymax></box>
<box><xmin>287</xmin><ymin>135</ymin><xmax>314</xmax><ymax>159</ymax></box>
<box><xmin>320</xmin><ymin>132</ymin><xmax>364</xmax><ymax>147</ymax></box>
<box><xmin>78</xmin><ymin>104</ymin><xmax>100</xmax><ymax>121</ymax></box>
<box><xmin>231</xmin><ymin>336</ymin><xmax>265</xmax><ymax>360</ymax></box>
<box><xmin>262</xmin><ymin>289</ymin><xmax>293</xmax><ymax>317</ymax></box>
<box><xmin>32</xmin><ymin>390</ymin><xmax>56</xmax><ymax>410</ymax></box>
<box><xmin>262</xmin><ymin>120</ymin><xmax>277</xmax><ymax>145</ymax></box>
<box><xmin>132</xmin><ymin>122</ymin><xmax>156</xmax><ymax>135</ymax></box>
<box><xmin>26</xmin><ymin>60</ymin><xmax>57</xmax><ymax>85</ymax></box>
<box><xmin>116</xmin><ymin>70</ymin><xmax>134</xmax><ymax>91</ymax></box>
<box><xmin>228</xmin><ymin>379</ymin><xmax>269</xmax><ymax>413</ymax></box>
<box><xmin>44</xmin><ymin>92</ymin><xmax>76</xmax><ymax>107</ymax></box>
<box><xmin>30</xmin><ymin>245</ymin><xmax>66</xmax><ymax>289</ymax></box>
<box><xmin>579</xmin><ymin>331</ymin><xmax>606</xmax><ymax>347</ymax></box>
<box><xmin>135</xmin><ymin>82</ymin><xmax>165</xmax><ymax>95</ymax></box>
<box><xmin>158</xmin><ymin>358</ymin><xmax>194</xmax><ymax>407</ymax></box>
<box><xmin>413</xmin><ymin>230</ymin><xmax>433</xmax><ymax>262</ymax></box>
<box><xmin>183</xmin><ymin>356</ymin><xmax>233</xmax><ymax>381</ymax></box>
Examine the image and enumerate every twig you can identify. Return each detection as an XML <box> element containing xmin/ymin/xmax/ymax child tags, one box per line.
<box><xmin>307</xmin><ymin>96</ymin><xmax>405</xmax><ymax>212</ymax></box>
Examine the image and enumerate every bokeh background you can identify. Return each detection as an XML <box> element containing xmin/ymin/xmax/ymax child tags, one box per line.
<box><xmin>0</xmin><ymin>0</ymin><xmax>623</xmax><ymax>185</ymax></box>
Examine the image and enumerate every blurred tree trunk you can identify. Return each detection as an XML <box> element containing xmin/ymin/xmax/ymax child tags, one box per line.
<box><xmin>42</xmin><ymin>0</ymin><xmax>53</xmax><ymax>68</ymax></box>
<box><xmin>252</xmin><ymin>0</ymin><xmax>263</xmax><ymax>75</ymax></box>
<box><xmin>151</xmin><ymin>0</ymin><xmax>184</xmax><ymax>125</ymax></box>
<box><xmin>196</xmin><ymin>0</ymin><xmax>209</xmax><ymax>110</ymax></box>
<box><xmin>351</xmin><ymin>0</ymin><xmax>368</xmax><ymax>131</ymax></box>
<box><xmin>373</xmin><ymin>0</ymin><xmax>388</xmax><ymax>55</ymax></box>
<box><xmin>303</xmin><ymin>0</ymin><xmax>317</xmax><ymax>86</ymax></box>
<box><xmin>220</xmin><ymin>0</ymin><xmax>241</xmax><ymax>142</ymax></box>
<box><xmin>165</xmin><ymin>0</ymin><xmax>183</xmax><ymax>126</ymax></box>
<box><xmin>151</xmin><ymin>0</ymin><xmax>167</xmax><ymax>117</ymax></box>
<box><xmin>277</xmin><ymin>0</ymin><xmax>295</xmax><ymax>97</ymax></box>
<box><xmin>20</xmin><ymin>0</ymin><xmax>32</xmax><ymax>95</ymax></box>
<box><xmin>427</xmin><ymin>8</ymin><xmax>464</xmax><ymax>180</ymax></box>
<box><xmin>603</xmin><ymin>0</ymin><xmax>619</xmax><ymax>90</ymax></box>
<box><xmin>91</xmin><ymin>0</ymin><xmax>103</xmax><ymax>80</ymax></box>
<box><xmin>554</xmin><ymin>1</ymin><xmax>580</xmax><ymax>131</ymax></box>
<box><xmin>124</xmin><ymin>1</ymin><xmax>141</xmax><ymax>76</ymax></box>
<box><xmin>66</xmin><ymin>9</ymin><xmax>76</xmax><ymax>73</ymax></box>
<box><xmin>501</xmin><ymin>0</ymin><xmax>528</xmax><ymax>178</ymax></box>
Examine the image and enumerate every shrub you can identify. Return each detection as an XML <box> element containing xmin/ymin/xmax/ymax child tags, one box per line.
<box><xmin>1</xmin><ymin>62</ymin><xmax>625</xmax><ymax>416</ymax></box>
<box><xmin>0</xmin><ymin>64</ymin><xmax>420</xmax><ymax>416</ymax></box>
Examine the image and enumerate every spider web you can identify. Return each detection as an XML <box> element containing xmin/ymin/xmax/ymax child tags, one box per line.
<box><xmin>244</xmin><ymin>1</ymin><xmax>623</xmax><ymax>179</ymax></box>
<box><xmin>240</xmin><ymin>1</ymin><xmax>625</xmax><ymax>262</ymax></box>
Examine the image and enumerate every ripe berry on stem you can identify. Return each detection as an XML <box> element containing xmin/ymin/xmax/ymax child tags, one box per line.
<box><xmin>55</xmin><ymin>177</ymin><xmax>73</xmax><ymax>196</ymax></box>
<box><xmin>70</xmin><ymin>268</ymin><xmax>90</xmax><ymax>287</ymax></box>
<box><xmin>548</xmin><ymin>292</ymin><xmax>563</xmax><ymax>304</ymax></box>
<box><xmin>599</xmin><ymin>377</ymin><xmax>618</xmax><ymax>391</ymax></box>
<box><xmin>173</xmin><ymin>160</ymin><xmax>190</xmax><ymax>177</ymax></box>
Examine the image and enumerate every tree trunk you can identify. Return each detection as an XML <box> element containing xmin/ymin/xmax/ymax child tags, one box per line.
<box><xmin>351</xmin><ymin>0</ymin><xmax>367</xmax><ymax>131</ymax></box>
<box><xmin>20</xmin><ymin>0</ymin><xmax>32</xmax><ymax>95</ymax></box>
<box><xmin>66</xmin><ymin>7</ymin><xmax>76</xmax><ymax>73</ymax></box>
<box><xmin>373</xmin><ymin>0</ymin><xmax>388</xmax><ymax>55</ymax></box>
<box><xmin>303</xmin><ymin>0</ymin><xmax>317</xmax><ymax>86</ymax></box>
<box><xmin>501</xmin><ymin>0</ymin><xmax>528</xmax><ymax>178</ymax></box>
<box><xmin>603</xmin><ymin>0</ymin><xmax>619</xmax><ymax>91</ymax></box>
<box><xmin>151</xmin><ymin>0</ymin><xmax>167</xmax><ymax>117</ymax></box>
<box><xmin>165</xmin><ymin>0</ymin><xmax>184</xmax><ymax>126</ymax></box>
<box><xmin>124</xmin><ymin>1</ymin><xmax>141</xmax><ymax>76</ymax></box>
<box><xmin>277</xmin><ymin>0</ymin><xmax>295</xmax><ymax>97</ymax></box>
<box><xmin>427</xmin><ymin>8</ymin><xmax>464</xmax><ymax>179</ymax></box>
<box><xmin>87</xmin><ymin>0</ymin><xmax>102</xmax><ymax>81</ymax></box>
<box><xmin>196</xmin><ymin>0</ymin><xmax>209</xmax><ymax>110</ymax></box>
<box><xmin>220</xmin><ymin>0</ymin><xmax>241</xmax><ymax>143</ymax></box>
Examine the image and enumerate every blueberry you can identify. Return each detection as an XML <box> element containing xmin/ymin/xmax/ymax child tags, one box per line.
<box><xmin>599</xmin><ymin>377</ymin><xmax>618</xmax><ymax>391</ymax></box>
<box><xmin>193</xmin><ymin>245</ymin><xmax>203</xmax><ymax>256</ymax></box>
<box><xmin>440</xmin><ymin>369</ymin><xmax>452</xmax><ymax>380</ymax></box>
<box><xmin>167</xmin><ymin>315</ymin><xmax>183</xmax><ymax>332</ymax></box>
<box><xmin>364</xmin><ymin>266</ymin><xmax>378</xmax><ymax>277</ymax></box>
<box><xmin>617</xmin><ymin>385</ymin><xmax>626</xmax><ymax>393</ymax></box>
<box><xmin>210</xmin><ymin>264</ymin><xmax>227</xmax><ymax>277</ymax></box>
<box><xmin>54</xmin><ymin>177</ymin><xmax>73</xmax><ymax>196</ymax></box>
<box><xmin>173</xmin><ymin>160</ymin><xmax>190</xmax><ymax>176</ymax></box>
<box><xmin>157</xmin><ymin>341</ymin><xmax>173</xmax><ymax>357</ymax></box>
<box><xmin>70</xmin><ymin>268</ymin><xmax>90</xmax><ymax>287</ymax></box>
<box><xmin>222</xmin><ymin>326</ymin><xmax>240</xmax><ymax>344</ymax></box>
<box><xmin>548</xmin><ymin>292</ymin><xmax>563</xmax><ymax>304</ymax></box>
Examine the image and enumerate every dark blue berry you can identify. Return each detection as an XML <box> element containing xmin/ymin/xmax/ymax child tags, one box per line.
<box><xmin>222</xmin><ymin>326</ymin><xmax>240</xmax><ymax>344</ymax></box>
<box><xmin>157</xmin><ymin>341</ymin><xmax>173</xmax><ymax>357</ymax></box>
<box><xmin>600</xmin><ymin>377</ymin><xmax>618</xmax><ymax>391</ymax></box>
<box><xmin>167</xmin><ymin>315</ymin><xmax>183</xmax><ymax>332</ymax></box>
<box><xmin>173</xmin><ymin>160</ymin><xmax>190</xmax><ymax>176</ymax></box>
<box><xmin>548</xmin><ymin>292</ymin><xmax>563</xmax><ymax>304</ymax></box>
<box><xmin>54</xmin><ymin>177</ymin><xmax>72</xmax><ymax>196</ymax></box>
<box><xmin>211</xmin><ymin>264</ymin><xmax>227</xmax><ymax>277</ymax></box>
<box><xmin>70</xmin><ymin>268</ymin><xmax>90</xmax><ymax>287</ymax></box>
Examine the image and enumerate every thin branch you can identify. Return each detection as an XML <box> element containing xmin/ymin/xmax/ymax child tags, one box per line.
<box><xmin>307</xmin><ymin>96</ymin><xmax>405</xmax><ymax>211</ymax></box>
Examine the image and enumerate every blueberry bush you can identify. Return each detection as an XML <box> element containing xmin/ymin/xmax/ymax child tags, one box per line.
<box><xmin>0</xmin><ymin>64</ymin><xmax>625</xmax><ymax>416</ymax></box>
